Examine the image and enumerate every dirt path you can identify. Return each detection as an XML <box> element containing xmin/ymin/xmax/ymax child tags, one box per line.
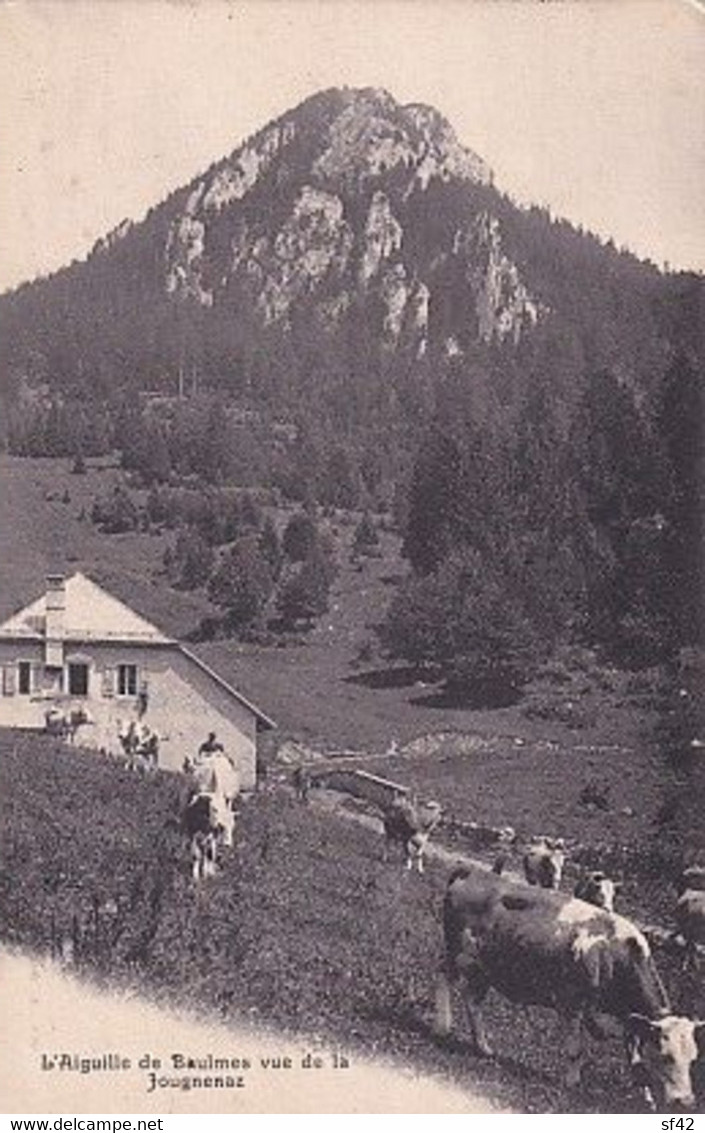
<box><xmin>309</xmin><ymin>789</ymin><xmax>685</xmax><ymax>951</ymax></box>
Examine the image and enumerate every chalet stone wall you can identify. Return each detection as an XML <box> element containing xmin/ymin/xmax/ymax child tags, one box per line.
<box><xmin>0</xmin><ymin>641</ymin><xmax>258</xmax><ymax>786</ymax></box>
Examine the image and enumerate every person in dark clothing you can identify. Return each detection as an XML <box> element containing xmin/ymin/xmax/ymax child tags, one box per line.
<box><xmin>199</xmin><ymin>731</ymin><xmax>224</xmax><ymax>757</ymax></box>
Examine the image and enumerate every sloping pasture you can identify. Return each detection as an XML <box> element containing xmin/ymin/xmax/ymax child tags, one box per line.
<box><xmin>2</xmin><ymin>729</ymin><xmax>703</xmax><ymax>1113</ymax></box>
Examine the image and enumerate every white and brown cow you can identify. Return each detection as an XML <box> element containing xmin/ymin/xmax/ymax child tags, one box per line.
<box><xmin>182</xmin><ymin>788</ymin><xmax>235</xmax><ymax>881</ymax></box>
<box><xmin>382</xmin><ymin>796</ymin><xmax>442</xmax><ymax>874</ymax></box>
<box><xmin>523</xmin><ymin>835</ymin><xmax>566</xmax><ymax>889</ymax></box>
<box><xmin>574</xmin><ymin>870</ymin><xmax>619</xmax><ymax>913</ymax></box>
<box><xmin>184</xmin><ymin>751</ymin><xmax>240</xmax><ymax>845</ymax></box>
<box><xmin>119</xmin><ymin>720</ymin><xmax>159</xmax><ymax>773</ymax></box>
<box><xmin>45</xmin><ymin>705</ymin><xmax>92</xmax><ymax>744</ymax></box>
<box><xmin>292</xmin><ymin>765</ymin><xmax>313</xmax><ymax>803</ymax></box>
<box><xmin>675</xmin><ymin>866</ymin><xmax>705</xmax><ymax>972</ymax></box>
<box><xmin>434</xmin><ymin>867</ymin><xmax>703</xmax><ymax>1110</ymax></box>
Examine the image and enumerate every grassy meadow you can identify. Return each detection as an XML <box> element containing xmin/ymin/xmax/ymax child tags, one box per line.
<box><xmin>2</xmin><ymin>730</ymin><xmax>703</xmax><ymax>1113</ymax></box>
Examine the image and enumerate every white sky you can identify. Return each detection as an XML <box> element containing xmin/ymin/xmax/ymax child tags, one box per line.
<box><xmin>0</xmin><ymin>0</ymin><xmax>704</xmax><ymax>294</ymax></box>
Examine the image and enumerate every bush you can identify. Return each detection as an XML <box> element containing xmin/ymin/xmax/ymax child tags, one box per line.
<box><xmin>379</xmin><ymin>546</ymin><xmax>544</xmax><ymax>696</ymax></box>
<box><xmin>258</xmin><ymin>518</ymin><xmax>282</xmax><ymax>578</ymax></box>
<box><xmin>119</xmin><ymin>417</ymin><xmax>171</xmax><ymax>486</ymax></box>
<box><xmin>276</xmin><ymin>550</ymin><xmax>335</xmax><ymax>629</ymax></box>
<box><xmin>164</xmin><ymin>527</ymin><xmax>215</xmax><ymax>590</ymax></box>
<box><xmin>282</xmin><ymin>512</ymin><xmax>318</xmax><ymax>563</ymax></box>
<box><xmin>90</xmin><ymin>487</ymin><xmax>139</xmax><ymax>534</ymax></box>
<box><xmin>522</xmin><ymin>693</ymin><xmax>594</xmax><ymax>729</ymax></box>
<box><xmin>535</xmin><ymin>660</ymin><xmax>573</xmax><ymax>686</ymax></box>
<box><xmin>610</xmin><ymin>611</ymin><xmax>679</xmax><ymax>670</ymax></box>
<box><xmin>351</xmin><ymin>512</ymin><xmax>381</xmax><ymax>560</ymax></box>
<box><xmin>208</xmin><ymin>536</ymin><xmax>274</xmax><ymax>631</ymax></box>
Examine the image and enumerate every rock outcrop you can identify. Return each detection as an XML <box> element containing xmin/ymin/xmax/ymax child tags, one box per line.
<box><xmin>161</xmin><ymin>86</ymin><xmax>540</xmax><ymax>355</ymax></box>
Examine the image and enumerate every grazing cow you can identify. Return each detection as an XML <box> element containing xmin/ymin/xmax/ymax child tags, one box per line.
<box><xmin>292</xmin><ymin>765</ymin><xmax>312</xmax><ymax>803</ymax></box>
<box><xmin>118</xmin><ymin>719</ymin><xmax>138</xmax><ymax>762</ymax></box>
<box><xmin>136</xmin><ymin>722</ymin><xmax>159</xmax><ymax>769</ymax></box>
<box><xmin>574</xmin><ymin>870</ymin><xmax>618</xmax><ymax>913</ymax></box>
<box><xmin>381</xmin><ymin>795</ymin><xmax>442</xmax><ymax>873</ymax></box>
<box><xmin>675</xmin><ymin>867</ymin><xmax>705</xmax><ymax>972</ymax></box>
<box><xmin>434</xmin><ymin>867</ymin><xmax>703</xmax><ymax>1110</ymax></box>
<box><xmin>182</xmin><ymin>788</ymin><xmax>235</xmax><ymax>881</ymax></box>
<box><xmin>523</xmin><ymin>836</ymin><xmax>566</xmax><ymax>889</ymax></box>
<box><xmin>184</xmin><ymin>750</ymin><xmax>239</xmax><ymax>846</ymax></box>
<box><xmin>119</xmin><ymin>720</ymin><xmax>158</xmax><ymax>773</ymax></box>
<box><xmin>452</xmin><ymin>821</ymin><xmax>517</xmax><ymax>853</ymax></box>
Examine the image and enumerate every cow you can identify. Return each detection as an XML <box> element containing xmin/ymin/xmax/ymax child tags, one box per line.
<box><xmin>675</xmin><ymin>866</ymin><xmax>705</xmax><ymax>972</ymax></box>
<box><xmin>523</xmin><ymin>835</ymin><xmax>566</xmax><ymax>889</ymax></box>
<box><xmin>183</xmin><ymin>750</ymin><xmax>239</xmax><ymax>846</ymax></box>
<box><xmin>292</xmin><ymin>765</ymin><xmax>313</xmax><ymax>803</ymax></box>
<box><xmin>381</xmin><ymin>795</ymin><xmax>442</xmax><ymax>874</ymax></box>
<box><xmin>45</xmin><ymin>705</ymin><xmax>92</xmax><ymax>743</ymax></box>
<box><xmin>118</xmin><ymin>719</ymin><xmax>138</xmax><ymax>762</ymax></box>
<box><xmin>119</xmin><ymin>719</ymin><xmax>159</xmax><ymax>773</ymax></box>
<box><xmin>135</xmin><ymin>722</ymin><xmax>159</xmax><ymax>769</ymax></box>
<box><xmin>574</xmin><ymin>870</ymin><xmax>618</xmax><ymax>913</ymax></box>
<box><xmin>434</xmin><ymin>867</ymin><xmax>703</xmax><ymax>1110</ymax></box>
<box><xmin>182</xmin><ymin>788</ymin><xmax>235</xmax><ymax>881</ymax></box>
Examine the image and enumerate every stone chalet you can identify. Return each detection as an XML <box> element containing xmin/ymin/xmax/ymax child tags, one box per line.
<box><xmin>0</xmin><ymin>573</ymin><xmax>275</xmax><ymax>786</ymax></box>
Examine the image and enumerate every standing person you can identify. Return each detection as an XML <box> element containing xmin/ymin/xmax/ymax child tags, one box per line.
<box><xmin>137</xmin><ymin>721</ymin><xmax>159</xmax><ymax>769</ymax></box>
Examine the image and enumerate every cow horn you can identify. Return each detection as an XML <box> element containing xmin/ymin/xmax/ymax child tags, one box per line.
<box><xmin>628</xmin><ymin>1012</ymin><xmax>660</xmax><ymax>1033</ymax></box>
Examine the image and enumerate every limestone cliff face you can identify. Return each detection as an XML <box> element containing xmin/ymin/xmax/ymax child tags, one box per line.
<box><xmin>166</xmin><ymin>213</ymin><xmax>211</xmax><ymax>306</ymax></box>
<box><xmin>457</xmin><ymin>213</ymin><xmax>544</xmax><ymax>345</ymax></box>
<box><xmin>310</xmin><ymin>89</ymin><xmax>491</xmax><ymax>191</ymax></box>
<box><xmin>202</xmin><ymin>121</ymin><xmax>297</xmax><ymax>212</ymax></box>
<box><xmin>359</xmin><ymin>192</ymin><xmax>403</xmax><ymax>286</ymax></box>
<box><xmin>252</xmin><ymin>187</ymin><xmax>354</xmax><ymax>324</ymax></box>
<box><xmin>404</xmin><ymin>103</ymin><xmax>490</xmax><ymax>188</ymax></box>
<box><xmin>158</xmin><ymin>87</ymin><xmax>542</xmax><ymax>356</ymax></box>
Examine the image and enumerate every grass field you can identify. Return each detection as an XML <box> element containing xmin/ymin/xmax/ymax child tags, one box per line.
<box><xmin>2</xmin><ymin>730</ymin><xmax>703</xmax><ymax>1113</ymax></box>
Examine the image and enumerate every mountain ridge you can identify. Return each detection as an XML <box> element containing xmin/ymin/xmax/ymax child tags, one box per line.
<box><xmin>0</xmin><ymin>85</ymin><xmax>701</xmax><ymax>422</ymax></box>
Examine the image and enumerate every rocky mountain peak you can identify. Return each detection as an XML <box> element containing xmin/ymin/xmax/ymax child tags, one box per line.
<box><xmin>162</xmin><ymin>86</ymin><xmax>531</xmax><ymax>349</ymax></box>
<box><xmin>308</xmin><ymin>86</ymin><xmax>491</xmax><ymax>192</ymax></box>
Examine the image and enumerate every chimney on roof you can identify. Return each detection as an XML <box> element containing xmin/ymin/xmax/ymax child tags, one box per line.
<box><xmin>45</xmin><ymin>574</ymin><xmax>66</xmax><ymax>667</ymax></box>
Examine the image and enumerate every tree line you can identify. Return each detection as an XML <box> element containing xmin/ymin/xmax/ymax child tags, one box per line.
<box><xmin>380</xmin><ymin>351</ymin><xmax>703</xmax><ymax>697</ymax></box>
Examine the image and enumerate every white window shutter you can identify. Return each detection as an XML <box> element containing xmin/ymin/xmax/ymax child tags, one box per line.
<box><xmin>2</xmin><ymin>666</ymin><xmax>16</xmax><ymax>696</ymax></box>
<box><xmin>139</xmin><ymin>672</ymin><xmax>149</xmax><ymax>695</ymax></box>
<box><xmin>102</xmin><ymin>667</ymin><xmax>116</xmax><ymax>697</ymax></box>
<box><xmin>30</xmin><ymin>662</ymin><xmax>43</xmax><ymax>694</ymax></box>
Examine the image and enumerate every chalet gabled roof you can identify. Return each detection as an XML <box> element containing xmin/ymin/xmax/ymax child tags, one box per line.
<box><xmin>0</xmin><ymin>572</ymin><xmax>174</xmax><ymax>645</ymax></box>
<box><xmin>179</xmin><ymin>646</ymin><xmax>276</xmax><ymax>731</ymax></box>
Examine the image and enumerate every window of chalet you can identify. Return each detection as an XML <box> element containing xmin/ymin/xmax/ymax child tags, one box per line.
<box><xmin>117</xmin><ymin>664</ymin><xmax>138</xmax><ymax>697</ymax></box>
<box><xmin>67</xmin><ymin>661</ymin><xmax>89</xmax><ymax>697</ymax></box>
<box><xmin>1</xmin><ymin>666</ymin><xmax>16</xmax><ymax>696</ymax></box>
<box><xmin>18</xmin><ymin>661</ymin><xmax>32</xmax><ymax>695</ymax></box>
